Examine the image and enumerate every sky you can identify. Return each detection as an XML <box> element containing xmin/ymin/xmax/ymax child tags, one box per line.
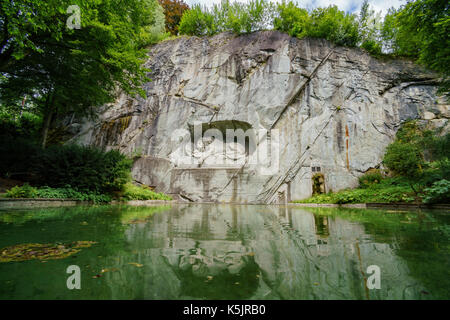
<box><xmin>184</xmin><ymin>0</ymin><xmax>406</xmax><ymax>16</ymax></box>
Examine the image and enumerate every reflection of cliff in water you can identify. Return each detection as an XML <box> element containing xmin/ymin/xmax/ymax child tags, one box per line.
<box><xmin>105</xmin><ymin>205</ymin><xmax>430</xmax><ymax>300</ymax></box>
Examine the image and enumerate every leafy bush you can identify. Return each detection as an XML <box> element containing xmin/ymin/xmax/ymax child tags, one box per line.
<box><xmin>383</xmin><ymin>137</ymin><xmax>424</xmax><ymax>179</ymax></box>
<box><xmin>0</xmin><ymin>135</ymin><xmax>42</xmax><ymax>180</ymax></box>
<box><xmin>361</xmin><ymin>39</ymin><xmax>382</xmax><ymax>55</ymax></box>
<box><xmin>273</xmin><ymin>1</ymin><xmax>309</xmax><ymax>37</ymax></box>
<box><xmin>294</xmin><ymin>181</ymin><xmax>415</xmax><ymax>204</ymax></box>
<box><xmin>423</xmin><ymin>180</ymin><xmax>450</xmax><ymax>204</ymax></box>
<box><xmin>121</xmin><ymin>183</ymin><xmax>172</xmax><ymax>201</ymax></box>
<box><xmin>179</xmin><ymin>4</ymin><xmax>217</xmax><ymax>36</ymax></box>
<box><xmin>0</xmin><ymin>137</ymin><xmax>133</xmax><ymax>195</ymax></box>
<box><xmin>307</xmin><ymin>5</ymin><xmax>360</xmax><ymax>47</ymax></box>
<box><xmin>358</xmin><ymin>170</ymin><xmax>384</xmax><ymax>188</ymax></box>
<box><xmin>5</xmin><ymin>185</ymin><xmax>112</xmax><ymax>203</ymax></box>
<box><xmin>36</xmin><ymin>186</ymin><xmax>112</xmax><ymax>204</ymax></box>
<box><xmin>0</xmin><ymin>109</ymin><xmax>42</xmax><ymax>139</ymax></box>
<box><xmin>179</xmin><ymin>0</ymin><xmax>273</xmax><ymax>36</ymax></box>
<box><xmin>6</xmin><ymin>184</ymin><xmax>38</xmax><ymax>199</ymax></box>
<box><xmin>33</xmin><ymin>144</ymin><xmax>132</xmax><ymax>194</ymax></box>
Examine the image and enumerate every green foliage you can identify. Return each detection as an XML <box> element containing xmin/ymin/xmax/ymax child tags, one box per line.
<box><xmin>0</xmin><ymin>0</ymin><xmax>168</xmax><ymax>146</ymax></box>
<box><xmin>298</xmin><ymin>122</ymin><xmax>449</xmax><ymax>205</ymax></box>
<box><xmin>358</xmin><ymin>0</ymin><xmax>383</xmax><ymax>55</ymax></box>
<box><xmin>358</xmin><ymin>170</ymin><xmax>384</xmax><ymax>188</ymax></box>
<box><xmin>273</xmin><ymin>1</ymin><xmax>309</xmax><ymax>37</ymax></box>
<box><xmin>179</xmin><ymin>0</ymin><xmax>273</xmax><ymax>36</ymax></box>
<box><xmin>274</xmin><ymin>2</ymin><xmax>360</xmax><ymax>47</ymax></box>
<box><xmin>307</xmin><ymin>5</ymin><xmax>360</xmax><ymax>47</ymax></box>
<box><xmin>311</xmin><ymin>173</ymin><xmax>325</xmax><ymax>195</ymax></box>
<box><xmin>179</xmin><ymin>4</ymin><xmax>217</xmax><ymax>36</ymax></box>
<box><xmin>0</xmin><ymin>136</ymin><xmax>132</xmax><ymax>194</ymax></box>
<box><xmin>383</xmin><ymin>121</ymin><xmax>425</xmax><ymax>181</ymax></box>
<box><xmin>36</xmin><ymin>186</ymin><xmax>112</xmax><ymax>204</ymax></box>
<box><xmin>0</xmin><ymin>109</ymin><xmax>42</xmax><ymax>139</ymax></box>
<box><xmin>383</xmin><ymin>121</ymin><xmax>449</xmax><ymax>187</ymax></box>
<box><xmin>6</xmin><ymin>184</ymin><xmax>38</xmax><ymax>199</ymax></box>
<box><xmin>33</xmin><ymin>144</ymin><xmax>132</xmax><ymax>194</ymax></box>
<box><xmin>360</xmin><ymin>39</ymin><xmax>383</xmax><ymax>55</ymax></box>
<box><xmin>5</xmin><ymin>185</ymin><xmax>112</xmax><ymax>203</ymax></box>
<box><xmin>121</xmin><ymin>183</ymin><xmax>172</xmax><ymax>201</ymax></box>
<box><xmin>294</xmin><ymin>182</ymin><xmax>416</xmax><ymax>204</ymax></box>
<box><xmin>383</xmin><ymin>141</ymin><xmax>425</xmax><ymax>180</ymax></box>
<box><xmin>381</xmin><ymin>0</ymin><xmax>449</xmax><ymax>95</ymax></box>
<box><xmin>0</xmin><ymin>136</ymin><xmax>41</xmax><ymax>179</ymax></box>
<box><xmin>423</xmin><ymin>180</ymin><xmax>450</xmax><ymax>204</ymax></box>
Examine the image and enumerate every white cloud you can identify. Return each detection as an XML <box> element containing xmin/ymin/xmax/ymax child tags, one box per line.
<box><xmin>184</xmin><ymin>0</ymin><xmax>406</xmax><ymax>16</ymax></box>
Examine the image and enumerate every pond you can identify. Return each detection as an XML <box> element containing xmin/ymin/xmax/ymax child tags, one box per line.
<box><xmin>0</xmin><ymin>204</ymin><xmax>448</xmax><ymax>300</ymax></box>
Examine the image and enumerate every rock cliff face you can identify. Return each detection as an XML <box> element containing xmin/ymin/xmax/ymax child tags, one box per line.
<box><xmin>72</xmin><ymin>31</ymin><xmax>449</xmax><ymax>203</ymax></box>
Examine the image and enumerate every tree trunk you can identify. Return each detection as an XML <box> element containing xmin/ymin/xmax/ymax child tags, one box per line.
<box><xmin>41</xmin><ymin>93</ymin><xmax>55</xmax><ymax>149</ymax></box>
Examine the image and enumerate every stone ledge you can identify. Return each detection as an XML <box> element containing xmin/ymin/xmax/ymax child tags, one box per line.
<box><xmin>289</xmin><ymin>203</ymin><xmax>367</xmax><ymax>209</ymax></box>
<box><xmin>110</xmin><ymin>200</ymin><xmax>177</xmax><ymax>206</ymax></box>
<box><xmin>0</xmin><ymin>199</ymin><xmax>91</xmax><ymax>209</ymax></box>
<box><xmin>289</xmin><ymin>203</ymin><xmax>450</xmax><ymax>210</ymax></box>
<box><xmin>0</xmin><ymin>198</ymin><xmax>177</xmax><ymax>209</ymax></box>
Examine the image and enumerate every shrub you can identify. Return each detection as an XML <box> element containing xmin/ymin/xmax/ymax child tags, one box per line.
<box><xmin>179</xmin><ymin>4</ymin><xmax>217</xmax><ymax>36</ymax></box>
<box><xmin>383</xmin><ymin>141</ymin><xmax>424</xmax><ymax>179</ymax></box>
<box><xmin>307</xmin><ymin>5</ymin><xmax>360</xmax><ymax>47</ymax></box>
<box><xmin>33</xmin><ymin>144</ymin><xmax>133</xmax><ymax>194</ymax></box>
<box><xmin>274</xmin><ymin>1</ymin><xmax>309</xmax><ymax>37</ymax></box>
<box><xmin>121</xmin><ymin>183</ymin><xmax>172</xmax><ymax>201</ymax></box>
<box><xmin>361</xmin><ymin>39</ymin><xmax>382</xmax><ymax>55</ymax></box>
<box><xmin>159</xmin><ymin>0</ymin><xmax>190</xmax><ymax>35</ymax></box>
<box><xmin>179</xmin><ymin>0</ymin><xmax>273</xmax><ymax>36</ymax></box>
<box><xmin>358</xmin><ymin>170</ymin><xmax>384</xmax><ymax>188</ymax></box>
<box><xmin>423</xmin><ymin>180</ymin><xmax>450</xmax><ymax>204</ymax></box>
<box><xmin>36</xmin><ymin>186</ymin><xmax>112</xmax><ymax>204</ymax></box>
<box><xmin>6</xmin><ymin>184</ymin><xmax>38</xmax><ymax>199</ymax></box>
<box><xmin>0</xmin><ymin>135</ymin><xmax>41</xmax><ymax>180</ymax></box>
<box><xmin>0</xmin><ymin>110</ymin><xmax>42</xmax><ymax>139</ymax></box>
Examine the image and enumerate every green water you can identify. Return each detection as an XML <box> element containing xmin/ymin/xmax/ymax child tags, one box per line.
<box><xmin>0</xmin><ymin>204</ymin><xmax>448</xmax><ymax>300</ymax></box>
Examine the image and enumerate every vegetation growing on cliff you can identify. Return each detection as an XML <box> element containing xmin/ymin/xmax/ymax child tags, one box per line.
<box><xmin>296</xmin><ymin>122</ymin><xmax>450</xmax><ymax>205</ymax></box>
<box><xmin>159</xmin><ymin>0</ymin><xmax>190</xmax><ymax>35</ymax></box>
<box><xmin>178</xmin><ymin>0</ymin><xmax>449</xmax><ymax>94</ymax></box>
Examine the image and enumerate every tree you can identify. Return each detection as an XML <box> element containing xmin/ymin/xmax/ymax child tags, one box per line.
<box><xmin>381</xmin><ymin>121</ymin><xmax>450</xmax><ymax>198</ymax></box>
<box><xmin>179</xmin><ymin>0</ymin><xmax>273</xmax><ymax>36</ymax></box>
<box><xmin>307</xmin><ymin>5</ymin><xmax>361</xmax><ymax>47</ymax></box>
<box><xmin>159</xmin><ymin>0</ymin><xmax>190</xmax><ymax>35</ymax></box>
<box><xmin>358</xmin><ymin>0</ymin><xmax>383</xmax><ymax>55</ymax></box>
<box><xmin>381</xmin><ymin>0</ymin><xmax>449</xmax><ymax>95</ymax></box>
<box><xmin>273</xmin><ymin>1</ymin><xmax>309</xmax><ymax>38</ymax></box>
<box><xmin>0</xmin><ymin>0</ymin><xmax>167</xmax><ymax>148</ymax></box>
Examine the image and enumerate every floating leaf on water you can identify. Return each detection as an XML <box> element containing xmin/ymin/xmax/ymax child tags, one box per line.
<box><xmin>0</xmin><ymin>241</ymin><xmax>97</xmax><ymax>263</ymax></box>
<box><xmin>128</xmin><ymin>262</ymin><xmax>143</xmax><ymax>268</ymax></box>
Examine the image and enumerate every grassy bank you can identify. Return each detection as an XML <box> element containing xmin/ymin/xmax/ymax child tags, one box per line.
<box><xmin>294</xmin><ymin>175</ymin><xmax>449</xmax><ymax>205</ymax></box>
<box><xmin>294</xmin><ymin>178</ymin><xmax>416</xmax><ymax>205</ymax></box>
<box><xmin>3</xmin><ymin>183</ymin><xmax>172</xmax><ymax>204</ymax></box>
